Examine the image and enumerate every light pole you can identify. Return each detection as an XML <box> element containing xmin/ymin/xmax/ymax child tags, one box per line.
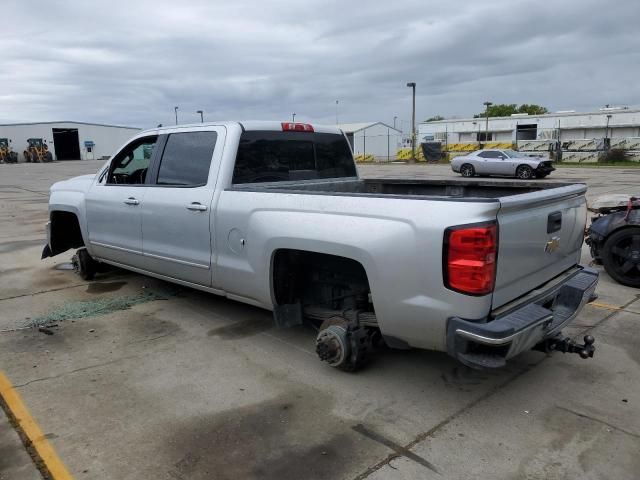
<box><xmin>174</xmin><ymin>106</ymin><xmax>179</xmax><ymax>125</ymax></box>
<box><xmin>335</xmin><ymin>100</ymin><xmax>339</xmax><ymax>124</ymax></box>
<box><xmin>407</xmin><ymin>82</ymin><xmax>416</xmax><ymax>163</ymax></box>
<box><xmin>483</xmin><ymin>101</ymin><xmax>492</xmax><ymax>144</ymax></box>
<box><xmin>393</xmin><ymin>116</ymin><xmax>397</xmax><ymax>129</ymax></box>
<box><xmin>292</xmin><ymin>113</ymin><xmax>296</xmax><ymax>122</ymax></box>
<box><xmin>605</xmin><ymin>114</ymin><xmax>612</xmax><ymax>140</ymax></box>
<box><xmin>196</xmin><ymin>110</ymin><xmax>204</xmax><ymax>123</ymax></box>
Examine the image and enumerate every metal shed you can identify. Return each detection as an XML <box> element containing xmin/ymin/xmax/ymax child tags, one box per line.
<box><xmin>338</xmin><ymin>122</ymin><xmax>402</xmax><ymax>161</ymax></box>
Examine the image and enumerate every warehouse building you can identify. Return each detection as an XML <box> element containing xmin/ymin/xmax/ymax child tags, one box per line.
<box><xmin>338</xmin><ymin>122</ymin><xmax>402</xmax><ymax>161</ymax></box>
<box><xmin>0</xmin><ymin>121</ymin><xmax>141</xmax><ymax>162</ymax></box>
<box><xmin>419</xmin><ymin>107</ymin><xmax>640</xmax><ymax>144</ymax></box>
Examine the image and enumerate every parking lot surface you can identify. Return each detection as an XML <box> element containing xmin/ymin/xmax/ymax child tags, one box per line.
<box><xmin>1</xmin><ymin>161</ymin><xmax>639</xmax><ymax>479</ymax></box>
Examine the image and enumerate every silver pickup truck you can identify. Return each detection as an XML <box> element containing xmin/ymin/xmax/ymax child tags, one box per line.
<box><xmin>43</xmin><ymin>121</ymin><xmax>598</xmax><ymax>371</ymax></box>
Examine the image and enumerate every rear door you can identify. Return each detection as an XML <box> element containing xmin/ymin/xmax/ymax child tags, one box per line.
<box><xmin>141</xmin><ymin>128</ymin><xmax>223</xmax><ymax>286</ymax></box>
<box><xmin>86</xmin><ymin>135</ymin><xmax>157</xmax><ymax>268</ymax></box>
<box><xmin>492</xmin><ymin>184</ymin><xmax>588</xmax><ymax>308</ymax></box>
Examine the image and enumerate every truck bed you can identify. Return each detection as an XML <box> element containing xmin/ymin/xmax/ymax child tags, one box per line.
<box><xmin>229</xmin><ymin>178</ymin><xmax>579</xmax><ymax>201</ymax></box>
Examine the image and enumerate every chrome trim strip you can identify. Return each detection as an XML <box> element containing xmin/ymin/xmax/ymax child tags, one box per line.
<box><xmin>455</xmin><ymin>314</ymin><xmax>553</xmax><ymax>345</ymax></box>
<box><xmin>90</xmin><ymin>241</ymin><xmax>141</xmax><ymax>255</ymax></box>
<box><xmin>142</xmin><ymin>251</ymin><xmax>210</xmax><ymax>269</ymax></box>
<box><xmin>91</xmin><ymin>241</ymin><xmax>209</xmax><ymax>269</ymax></box>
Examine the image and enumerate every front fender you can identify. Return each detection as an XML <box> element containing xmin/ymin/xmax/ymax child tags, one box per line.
<box><xmin>48</xmin><ymin>190</ymin><xmax>90</xmax><ymax>254</ymax></box>
<box><xmin>590</xmin><ymin>210</ymin><xmax>640</xmax><ymax>242</ymax></box>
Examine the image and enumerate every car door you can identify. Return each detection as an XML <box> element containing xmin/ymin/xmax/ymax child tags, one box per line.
<box><xmin>85</xmin><ymin>135</ymin><xmax>158</xmax><ymax>268</ymax></box>
<box><xmin>474</xmin><ymin>150</ymin><xmax>494</xmax><ymax>174</ymax></box>
<box><xmin>141</xmin><ymin>128</ymin><xmax>223</xmax><ymax>286</ymax></box>
<box><xmin>494</xmin><ymin>151</ymin><xmax>516</xmax><ymax>175</ymax></box>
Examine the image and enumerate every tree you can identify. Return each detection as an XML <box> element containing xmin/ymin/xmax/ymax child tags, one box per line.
<box><xmin>474</xmin><ymin>103</ymin><xmax>548</xmax><ymax>118</ymax></box>
<box><xmin>517</xmin><ymin>104</ymin><xmax>548</xmax><ymax>115</ymax></box>
<box><xmin>425</xmin><ymin>115</ymin><xmax>445</xmax><ymax>122</ymax></box>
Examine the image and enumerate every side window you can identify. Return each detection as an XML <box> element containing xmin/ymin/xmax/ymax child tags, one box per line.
<box><xmin>107</xmin><ymin>136</ymin><xmax>157</xmax><ymax>185</ymax></box>
<box><xmin>478</xmin><ymin>151</ymin><xmax>491</xmax><ymax>158</ymax></box>
<box><xmin>156</xmin><ymin>132</ymin><xmax>217</xmax><ymax>186</ymax></box>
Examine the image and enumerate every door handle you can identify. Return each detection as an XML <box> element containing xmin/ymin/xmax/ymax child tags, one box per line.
<box><xmin>124</xmin><ymin>197</ymin><xmax>139</xmax><ymax>205</ymax></box>
<box><xmin>186</xmin><ymin>202</ymin><xmax>208</xmax><ymax>212</ymax></box>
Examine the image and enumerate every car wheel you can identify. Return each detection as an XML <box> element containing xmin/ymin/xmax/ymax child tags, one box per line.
<box><xmin>601</xmin><ymin>227</ymin><xmax>640</xmax><ymax>287</ymax></box>
<box><xmin>516</xmin><ymin>165</ymin><xmax>533</xmax><ymax>179</ymax></box>
<box><xmin>460</xmin><ymin>164</ymin><xmax>475</xmax><ymax>177</ymax></box>
<box><xmin>72</xmin><ymin>248</ymin><xmax>98</xmax><ymax>281</ymax></box>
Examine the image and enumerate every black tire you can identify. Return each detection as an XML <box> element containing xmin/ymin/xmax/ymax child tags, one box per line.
<box><xmin>460</xmin><ymin>164</ymin><xmax>475</xmax><ymax>177</ymax></box>
<box><xmin>516</xmin><ymin>165</ymin><xmax>533</xmax><ymax>179</ymax></box>
<box><xmin>45</xmin><ymin>152</ymin><xmax>53</xmax><ymax>162</ymax></box>
<box><xmin>601</xmin><ymin>227</ymin><xmax>640</xmax><ymax>288</ymax></box>
<box><xmin>536</xmin><ymin>173</ymin><xmax>549</xmax><ymax>179</ymax></box>
<box><xmin>73</xmin><ymin>248</ymin><xmax>98</xmax><ymax>281</ymax></box>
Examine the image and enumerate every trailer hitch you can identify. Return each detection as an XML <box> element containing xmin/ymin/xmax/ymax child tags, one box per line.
<box><xmin>534</xmin><ymin>334</ymin><xmax>595</xmax><ymax>359</ymax></box>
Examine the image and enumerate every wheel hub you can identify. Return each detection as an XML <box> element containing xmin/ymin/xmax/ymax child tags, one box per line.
<box><xmin>316</xmin><ymin>325</ymin><xmax>349</xmax><ymax>367</ymax></box>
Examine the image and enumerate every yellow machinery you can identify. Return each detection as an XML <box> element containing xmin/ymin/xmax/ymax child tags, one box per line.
<box><xmin>0</xmin><ymin>138</ymin><xmax>18</xmax><ymax>163</ymax></box>
<box><xmin>23</xmin><ymin>138</ymin><xmax>53</xmax><ymax>163</ymax></box>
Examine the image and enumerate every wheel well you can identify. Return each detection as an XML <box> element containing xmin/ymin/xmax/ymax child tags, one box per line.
<box><xmin>50</xmin><ymin>211</ymin><xmax>84</xmax><ymax>256</ymax></box>
<box><xmin>604</xmin><ymin>224</ymin><xmax>640</xmax><ymax>242</ymax></box>
<box><xmin>516</xmin><ymin>164</ymin><xmax>532</xmax><ymax>170</ymax></box>
<box><xmin>272</xmin><ymin>249</ymin><xmax>372</xmax><ymax>312</ymax></box>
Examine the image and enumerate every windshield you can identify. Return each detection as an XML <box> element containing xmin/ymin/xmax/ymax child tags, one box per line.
<box><xmin>504</xmin><ymin>149</ymin><xmax>527</xmax><ymax>158</ymax></box>
<box><xmin>232</xmin><ymin>131</ymin><xmax>356</xmax><ymax>184</ymax></box>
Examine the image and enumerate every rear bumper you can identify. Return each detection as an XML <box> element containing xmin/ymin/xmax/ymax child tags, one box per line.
<box><xmin>446</xmin><ymin>267</ymin><xmax>598</xmax><ymax>368</ymax></box>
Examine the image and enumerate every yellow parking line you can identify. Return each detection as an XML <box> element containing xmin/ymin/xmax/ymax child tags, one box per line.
<box><xmin>590</xmin><ymin>301</ymin><xmax>625</xmax><ymax>311</ymax></box>
<box><xmin>589</xmin><ymin>301</ymin><xmax>640</xmax><ymax>315</ymax></box>
<box><xmin>0</xmin><ymin>371</ymin><xmax>74</xmax><ymax>480</ymax></box>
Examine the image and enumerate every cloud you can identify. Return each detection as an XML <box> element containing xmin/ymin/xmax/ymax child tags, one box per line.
<box><xmin>1</xmin><ymin>0</ymin><xmax>639</xmax><ymax>128</ymax></box>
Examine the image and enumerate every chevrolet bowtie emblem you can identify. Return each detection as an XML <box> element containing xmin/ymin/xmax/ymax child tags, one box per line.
<box><xmin>545</xmin><ymin>237</ymin><xmax>561</xmax><ymax>253</ymax></box>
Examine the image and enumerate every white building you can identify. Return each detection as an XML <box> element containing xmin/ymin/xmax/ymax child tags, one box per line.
<box><xmin>338</xmin><ymin>122</ymin><xmax>402</xmax><ymax>160</ymax></box>
<box><xmin>0</xmin><ymin>121</ymin><xmax>141</xmax><ymax>161</ymax></box>
<box><xmin>419</xmin><ymin>108</ymin><xmax>640</xmax><ymax>144</ymax></box>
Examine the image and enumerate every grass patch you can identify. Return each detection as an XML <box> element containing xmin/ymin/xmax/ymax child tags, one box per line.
<box><xmin>25</xmin><ymin>289</ymin><xmax>172</xmax><ymax>328</ymax></box>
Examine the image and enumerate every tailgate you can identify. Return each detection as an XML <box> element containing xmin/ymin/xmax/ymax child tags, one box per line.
<box><xmin>492</xmin><ymin>184</ymin><xmax>587</xmax><ymax>308</ymax></box>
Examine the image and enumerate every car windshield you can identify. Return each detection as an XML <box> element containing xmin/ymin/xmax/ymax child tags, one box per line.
<box><xmin>504</xmin><ymin>149</ymin><xmax>526</xmax><ymax>158</ymax></box>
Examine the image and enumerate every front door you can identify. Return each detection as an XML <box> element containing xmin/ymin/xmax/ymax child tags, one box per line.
<box><xmin>141</xmin><ymin>130</ymin><xmax>221</xmax><ymax>286</ymax></box>
<box><xmin>85</xmin><ymin>135</ymin><xmax>158</xmax><ymax>268</ymax></box>
<box><xmin>475</xmin><ymin>150</ymin><xmax>494</xmax><ymax>174</ymax></box>
<box><xmin>495</xmin><ymin>152</ymin><xmax>516</xmax><ymax>175</ymax></box>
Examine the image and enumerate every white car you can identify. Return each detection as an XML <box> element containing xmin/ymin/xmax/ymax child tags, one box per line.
<box><xmin>451</xmin><ymin>149</ymin><xmax>555</xmax><ymax>179</ymax></box>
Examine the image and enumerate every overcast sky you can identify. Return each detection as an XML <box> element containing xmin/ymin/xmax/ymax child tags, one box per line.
<box><xmin>2</xmin><ymin>0</ymin><xmax>639</xmax><ymax>129</ymax></box>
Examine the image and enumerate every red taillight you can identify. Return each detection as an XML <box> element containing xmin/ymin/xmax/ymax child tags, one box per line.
<box><xmin>444</xmin><ymin>223</ymin><xmax>497</xmax><ymax>296</ymax></box>
<box><xmin>281</xmin><ymin>122</ymin><xmax>314</xmax><ymax>132</ymax></box>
